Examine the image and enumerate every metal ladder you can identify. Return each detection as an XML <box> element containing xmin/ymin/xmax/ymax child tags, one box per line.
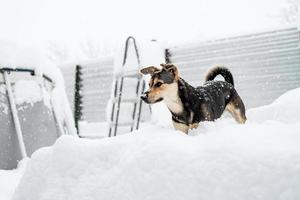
<box><xmin>108</xmin><ymin>36</ymin><xmax>146</xmax><ymax>137</ymax></box>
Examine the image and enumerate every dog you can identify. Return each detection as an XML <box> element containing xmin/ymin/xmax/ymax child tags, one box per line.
<box><xmin>140</xmin><ymin>63</ymin><xmax>247</xmax><ymax>134</ymax></box>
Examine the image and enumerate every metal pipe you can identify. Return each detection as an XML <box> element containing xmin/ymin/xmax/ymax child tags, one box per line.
<box><xmin>3</xmin><ymin>71</ymin><xmax>27</xmax><ymax>158</ymax></box>
<box><xmin>50</xmin><ymin>95</ymin><xmax>65</xmax><ymax>137</ymax></box>
<box><xmin>44</xmin><ymin>80</ymin><xmax>65</xmax><ymax>137</ymax></box>
<box><xmin>0</xmin><ymin>67</ymin><xmax>53</xmax><ymax>83</ymax></box>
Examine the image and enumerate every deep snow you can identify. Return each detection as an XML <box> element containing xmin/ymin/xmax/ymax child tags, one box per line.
<box><xmin>0</xmin><ymin>159</ymin><xmax>28</xmax><ymax>200</ymax></box>
<box><xmin>10</xmin><ymin>88</ymin><xmax>300</xmax><ymax>200</ymax></box>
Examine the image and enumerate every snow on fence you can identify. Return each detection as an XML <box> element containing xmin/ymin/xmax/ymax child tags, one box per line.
<box><xmin>60</xmin><ymin>57</ymin><xmax>114</xmax><ymax>123</ymax></box>
<box><xmin>166</xmin><ymin>27</ymin><xmax>300</xmax><ymax>108</ymax></box>
<box><xmin>60</xmin><ymin>58</ymin><xmax>115</xmax><ymax>137</ymax></box>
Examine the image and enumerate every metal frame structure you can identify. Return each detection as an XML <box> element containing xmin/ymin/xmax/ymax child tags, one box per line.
<box><xmin>0</xmin><ymin>67</ymin><xmax>63</xmax><ymax>160</ymax></box>
<box><xmin>108</xmin><ymin>36</ymin><xmax>146</xmax><ymax>137</ymax></box>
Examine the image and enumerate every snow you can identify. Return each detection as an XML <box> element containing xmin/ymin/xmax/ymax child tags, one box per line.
<box><xmin>0</xmin><ymin>39</ymin><xmax>62</xmax><ymax>85</ymax></box>
<box><xmin>0</xmin><ymin>40</ymin><xmax>45</xmax><ymax>69</ymax></box>
<box><xmin>0</xmin><ymin>39</ymin><xmax>76</xmax><ymax>135</ymax></box>
<box><xmin>247</xmin><ymin>87</ymin><xmax>300</xmax><ymax>124</ymax></box>
<box><xmin>14</xmin><ymin>80</ymin><xmax>43</xmax><ymax>106</ymax></box>
<box><xmin>0</xmin><ymin>158</ymin><xmax>29</xmax><ymax>200</ymax></box>
<box><xmin>11</xmin><ymin>88</ymin><xmax>300</xmax><ymax>200</ymax></box>
<box><xmin>78</xmin><ymin>121</ymin><xmax>108</xmax><ymax>138</ymax></box>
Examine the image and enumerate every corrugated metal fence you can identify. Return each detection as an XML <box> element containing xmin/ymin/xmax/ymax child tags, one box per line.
<box><xmin>166</xmin><ymin>27</ymin><xmax>300</xmax><ymax>108</ymax></box>
<box><xmin>60</xmin><ymin>57</ymin><xmax>114</xmax><ymax>123</ymax></box>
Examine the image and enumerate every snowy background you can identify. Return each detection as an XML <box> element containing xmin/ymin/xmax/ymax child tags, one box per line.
<box><xmin>0</xmin><ymin>0</ymin><xmax>299</xmax><ymax>63</ymax></box>
<box><xmin>1</xmin><ymin>0</ymin><xmax>300</xmax><ymax>199</ymax></box>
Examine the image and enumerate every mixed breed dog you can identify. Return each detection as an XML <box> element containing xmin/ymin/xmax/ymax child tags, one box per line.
<box><xmin>140</xmin><ymin>63</ymin><xmax>247</xmax><ymax>134</ymax></box>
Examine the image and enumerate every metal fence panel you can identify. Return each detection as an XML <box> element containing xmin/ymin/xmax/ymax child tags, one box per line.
<box><xmin>167</xmin><ymin>27</ymin><xmax>300</xmax><ymax>108</ymax></box>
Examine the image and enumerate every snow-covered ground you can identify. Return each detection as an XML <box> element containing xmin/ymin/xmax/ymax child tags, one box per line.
<box><xmin>0</xmin><ymin>159</ymin><xmax>28</xmax><ymax>200</ymax></box>
<box><xmin>1</xmin><ymin>87</ymin><xmax>296</xmax><ymax>200</ymax></box>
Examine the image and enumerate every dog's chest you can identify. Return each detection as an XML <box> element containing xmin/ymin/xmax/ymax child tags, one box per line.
<box><xmin>164</xmin><ymin>94</ymin><xmax>184</xmax><ymax>114</ymax></box>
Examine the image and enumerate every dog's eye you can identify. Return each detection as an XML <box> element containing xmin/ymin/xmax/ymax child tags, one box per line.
<box><xmin>154</xmin><ymin>82</ymin><xmax>162</xmax><ymax>88</ymax></box>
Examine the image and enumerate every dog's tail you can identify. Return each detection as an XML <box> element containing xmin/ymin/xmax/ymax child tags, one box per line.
<box><xmin>205</xmin><ymin>66</ymin><xmax>234</xmax><ymax>86</ymax></box>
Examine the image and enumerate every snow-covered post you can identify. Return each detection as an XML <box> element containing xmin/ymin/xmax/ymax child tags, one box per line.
<box><xmin>74</xmin><ymin>65</ymin><xmax>83</xmax><ymax>135</ymax></box>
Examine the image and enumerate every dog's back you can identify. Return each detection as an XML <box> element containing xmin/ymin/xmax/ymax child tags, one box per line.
<box><xmin>201</xmin><ymin>66</ymin><xmax>247</xmax><ymax>123</ymax></box>
<box><xmin>198</xmin><ymin>81</ymin><xmax>234</xmax><ymax>118</ymax></box>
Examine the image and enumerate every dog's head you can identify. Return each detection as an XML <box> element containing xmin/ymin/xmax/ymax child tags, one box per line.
<box><xmin>140</xmin><ymin>63</ymin><xmax>179</xmax><ymax>104</ymax></box>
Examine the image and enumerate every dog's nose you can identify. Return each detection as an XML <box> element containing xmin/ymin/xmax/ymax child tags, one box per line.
<box><xmin>140</xmin><ymin>92</ymin><xmax>148</xmax><ymax>101</ymax></box>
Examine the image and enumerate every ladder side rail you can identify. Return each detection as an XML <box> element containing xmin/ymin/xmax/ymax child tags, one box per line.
<box><xmin>130</xmin><ymin>77</ymin><xmax>141</xmax><ymax>131</ymax></box>
<box><xmin>135</xmin><ymin>80</ymin><xmax>146</xmax><ymax>130</ymax></box>
<box><xmin>113</xmin><ymin>77</ymin><xmax>125</xmax><ymax>136</ymax></box>
<box><xmin>123</xmin><ymin>37</ymin><xmax>143</xmax><ymax>132</ymax></box>
<box><xmin>122</xmin><ymin>36</ymin><xmax>141</xmax><ymax>66</ymax></box>
<box><xmin>108</xmin><ymin>79</ymin><xmax>119</xmax><ymax>137</ymax></box>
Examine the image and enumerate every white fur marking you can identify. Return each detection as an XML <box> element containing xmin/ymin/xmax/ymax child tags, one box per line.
<box><xmin>162</xmin><ymin>83</ymin><xmax>183</xmax><ymax>114</ymax></box>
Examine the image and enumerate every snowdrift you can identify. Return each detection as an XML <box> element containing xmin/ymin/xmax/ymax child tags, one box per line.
<box><xmin>13</xmin><ymin>88</ymin><xmax>300</xmax><ymax>200</ymax></box>
<box><xmin>0</xmin><ymin>159</ymin><xmax>28</xmax><ymax>200</ymax></box>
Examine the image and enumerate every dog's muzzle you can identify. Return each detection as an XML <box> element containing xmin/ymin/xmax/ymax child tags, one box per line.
<box><xmin>141</xmin><ymin>91</ymin><xmax>163</xmax><ymax>104</ymax></box>
<box><xmin>140</xmin><ymin>91</ymin><xmax>149</xmax><ymax>103</ymax></box>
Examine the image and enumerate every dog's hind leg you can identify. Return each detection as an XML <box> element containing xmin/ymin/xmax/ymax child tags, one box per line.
<box><xmin>226</xmin><ymin>94</ymin><xmax>247</xmax><ymax>124</ymax></box>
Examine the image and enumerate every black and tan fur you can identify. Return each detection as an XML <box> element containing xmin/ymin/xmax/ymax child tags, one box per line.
<box><xmin>140</xmin><ymin>63</ymin><xmax>247</xmax><ymax>134</ymax></box>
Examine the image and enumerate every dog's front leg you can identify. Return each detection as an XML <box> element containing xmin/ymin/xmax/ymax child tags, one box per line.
<box><xmin>172</xmin><ymin>120</ymin><xmax>189</xmax><ymax>134</ymax></box>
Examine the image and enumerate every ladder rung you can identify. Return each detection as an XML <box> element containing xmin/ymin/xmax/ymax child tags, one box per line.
<box><xmin>123</xmin><ymin>71</ymin><xmax>141</xmax><ymax>78</ymax></box>
<box><xmin>112</xmin><ymin>97</ymin><xmax>139</xmax><ymax>103</ymax></box>
<box><xmin>115</xmin><ymin>70</ymin><xmax>141</xmax><ymax>78</ymax></box>
<box><xmin>110</xmin><ymin>121</ymin><xmax>133</xmax><ymax>127</ymax></box>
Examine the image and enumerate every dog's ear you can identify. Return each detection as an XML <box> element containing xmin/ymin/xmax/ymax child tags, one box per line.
<box><xmin>161</xmin><ymin>63</ymin><xmax>179</xmax><ymax>80</ymax></box>
<box><xmin>140</xmin><ymin>66</ymin><xmax>160</xmax><ymax>75</ymax></box>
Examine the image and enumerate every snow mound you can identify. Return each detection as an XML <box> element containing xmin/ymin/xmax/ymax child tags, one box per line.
<box><xmin>247</xmin><ymin>87</ymin><xmax>300</xmax><ymax>123</ymax></box>
<box><xmin>0</xmin><ymin>158</ymin><xmax>29</xmax><ymax>200</ymax></box>
<box><xmin>12</xmin><ymin>88</ymin><xmax>300</xmax><ymax>200</ymax></box>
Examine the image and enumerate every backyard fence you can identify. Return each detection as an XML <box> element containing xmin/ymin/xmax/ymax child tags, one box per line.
<box><xmin>61</xmin><ymin>57</ymin><xmax>114</xmax><ymax>125</ymax></box>
<box><xmin>166</xmin><ymin>27</ymin><xmax>300</xmax><ymax>108</ymax></box>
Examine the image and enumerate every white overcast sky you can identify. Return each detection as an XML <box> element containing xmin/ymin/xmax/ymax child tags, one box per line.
<box><xmin>0</xmin><ymin>0</ymin><xmax>289</xmax><ymax>57</ymax></box>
